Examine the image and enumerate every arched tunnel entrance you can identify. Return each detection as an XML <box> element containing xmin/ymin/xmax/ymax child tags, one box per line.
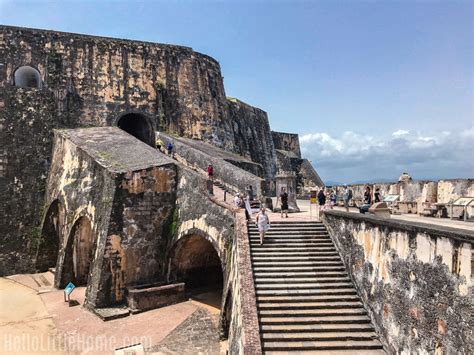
<box><xmin>168</xmin><ymin>234</ymin><xmax>224</xmax><ymax>309</ymax></box>
<box><xmin>117</xmin><ymin>113</ymin><xmax>155</xmax><ymax>147</ymax></box>
<box><xmin>59</xmin><ymin>216</ymin><xmax>94</xmax><ymax>288</ymax></box>
<box><xmin>37</xmin><ymin>200</ymin><xmax>64</xmax><ymax>272</ymax></box>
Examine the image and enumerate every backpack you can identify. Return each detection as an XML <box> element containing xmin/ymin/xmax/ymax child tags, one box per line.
<box><xmin>348</xmin><ymin>189</ymin><xmax>353</xmax><ymax>200</ymax></box>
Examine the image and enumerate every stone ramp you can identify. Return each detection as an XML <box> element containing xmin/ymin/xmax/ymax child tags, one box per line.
<box><xmin>248</xmin><ymin>221</ymin><xmax>385</xmax><ymax>353</ymax></box>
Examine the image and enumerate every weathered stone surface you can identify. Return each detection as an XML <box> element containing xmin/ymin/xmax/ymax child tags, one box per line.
<box><xmin>160</xmin><ymin>132</ymin><xmax>265</xmax><ymax>196</ymax></box>
<box><xmin>127</xmin><ymin>282</ymin><xmax>186</xmax><ymax>314</ymax></box>
<box><xmin>226</xmin><ymin>99</ymin><xmax>277</xmax><ymax>180</ymax></box>
<box><xmin>42</xmin><ymin>127</ymin><xmax>177</xmax><ymax>308</ymax></box>
<box><xmin>0</xmin><ymin>26</ymin><xmax>311</xmax><ymax>276</ymax></box>
<box><xmin>323</xmin><ymin>210</ymin><xmax>473</xmax><ymax>354</ymax></box>
<box><xmin>272</xmin><ymin>131</ymin><xmax>301</xmax><ymax>158</ymax></box>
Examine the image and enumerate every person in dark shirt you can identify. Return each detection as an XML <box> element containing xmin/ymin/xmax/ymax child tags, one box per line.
<box><xmin>278</xmin><ymin>187</ymin><xmax>289</xmax><ymax>218</ymax></box>
<box><xmin>317</xmin><ymin>189</ymin><xmax>326</xmax><ymax>206</ymax></box>
<box><xmin>364</xmin><ymin>186</ymin><xmax>372</xmax><ymax>205</ymax></box>
<box><xmin>374</xmin><ymin>188</ymin><xmax>381</xmax><ymax>203</ymax></box>
<box><xmin>246</xmin><ymin>185</ymin><xmax>254</xmax><ymax>201</ymax></box>
<box><xmin>207</xmin><ymin>164</ymin><xmax>214</xmax><ymax>179</ymax></box>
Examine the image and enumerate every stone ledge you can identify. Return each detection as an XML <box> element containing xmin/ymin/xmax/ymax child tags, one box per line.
<box><xmin>323</xmin><ymin>210</ymin><xmax>474</xmax><ymax>243</ymax></box>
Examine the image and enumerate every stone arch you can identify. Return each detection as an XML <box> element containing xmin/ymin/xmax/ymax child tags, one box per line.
<box><xmin>59</xmin><ymin>216</ymin><xmax>94</xmax><ymax>287</ymax></box>
<box><xmin>36</xmin><ymin>199</ymin><xmax>65</xmax><ymax>272</ymax></box>
<box><xmin>14</xmin><ymin>65</ymin><xmax>42</xmax><ymax>89</ymax></box>
<box><xmin>116</xmin><ymin>112</ymin><xmax>155</xmax><ymax>147</ymax></box>
<box><xmin>168</xmin><ymin>231</ymin><xmax>224</xmax><ymax>293</ymax></box>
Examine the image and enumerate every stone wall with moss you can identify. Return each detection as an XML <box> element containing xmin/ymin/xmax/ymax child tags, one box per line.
<box><xmin>323</xmin><ymin>210</ymin><xmax>473</xmax><ymax>354</ymax></box>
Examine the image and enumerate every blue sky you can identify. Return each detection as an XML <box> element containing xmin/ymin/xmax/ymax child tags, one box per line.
<box><xmin>1</xmin><ymin>0</ymin><xmax>473</xmax><ymax>182</ymax></box>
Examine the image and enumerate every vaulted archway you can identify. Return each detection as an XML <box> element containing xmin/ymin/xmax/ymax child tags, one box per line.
<box><xmin>168</xmin><ymin>234</ymin><xmax>224</xmax><ymax>307</ymax></box>
<box><xmin>117</xmin><ymin>113</ymin><xmax>155</xmax><ymax>147</ymax></box>
<box><xmin>14</xmin><ymin>65</ymin><xmax>42</xmax><ymax>89</ymax></box>
<box><xmin>59</xmin><ymin>216</ymin><xmax>94</xmax><ymax>287</ymax></box>
<box><xmin>37</xmin><ymin>200</ymin><xmax>64</xmax><ymax>272</ymax></box>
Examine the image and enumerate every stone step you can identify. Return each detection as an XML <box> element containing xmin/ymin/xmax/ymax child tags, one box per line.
<box><xmin>250</xmin><ymin>245</ymin><xmax>336</xmax><ymax>250</ymax></box>
<box><xmin>266</xmin><ymin>350</ymin><xmax>385</xmax><ymax>355</ymax></box>
<box><xmin>255</xmin><ymin>283</ymin><xmax>354</xmax><ymax>290</ymax></box>
<box><xmin>256</xmin><ymin>288</ymin><xmax>357</xmax><ymax>296</ymax></box>
<box><xmin>253</xmin><ymin>266</ymin><xmax>346</xmax><ymax>272</ymax></box>
<box><xmin>249</xmin><ymin>232</ymin><xmax>329</xmax><ymax>236</ymax></box>
<box><xmin>255</xmin><ymin>277</ymin><xmax>351</xmax><ymax>284</ymax></box>
<box><xmin>262</xmin><ymin>339</ymin><xmax>383</xmax><ymax>352</ymax></box>
<box><xmin>252</xmin><ymin>254</ymin><xmax>339</xmax><ymax>260</ymax></box>
<box><xmin>259</xmin><ymin>315</ymin><xmax>371</xmax><ymax>325</ymax></box>
<box><xmin>250</xmin><ymin>236</ymin><xmax>331</xmax><ymax>241</ymax></box>
<box><xmin>251</xmin><ymin>249</ymin><xmax>338</xmax><ymax>255</ymax></box>
<box><xmin>253</xmin><ymin>270</ymin><xmax>348</xmax><ymax>279</ymax></box>
<box><xmin>257</xmin><ymin>295</ymin><xmax>360</xmax><ymax>303</ymax></box>
<box><xmin>248</xmin><ymin>228</ymin><xmax>328</xmax><ymax>232</ymax></box>
<box><xmin>266</xmin><ymin>221</ymin><xmax>324</xmax><ymax>225</ymax></box>
<box><xmin>252</xmin><ymin>258</ymin><xmax>342</xmax><ymax>265</ymax></box>
<box><xmin>261</xmin><ymin>322</ymin><xmax>375</xmax><ymax>333</ymax></box>
<box><xmin>249</xmin><ymin>239</ymin><xmax>332</xmax><ymax>244</ymax></box>
<box><xmin>258</xmin><ymin>301</ymin><xmax>363</xmax><ymax>310</ymax></box>
<box><xmin>259</xmin><ymin>308</ymin><xmax>367</xmax><ymax>317</ymax></box>
<box><xmin>252</xmin><ymin>261</ymin><xmax>345</xmax><ymax>267</ymax></box>
<box><xmin>261</xmin><ymin>331</ymin><xmax>379</xmax><ymax>341</ymax></box>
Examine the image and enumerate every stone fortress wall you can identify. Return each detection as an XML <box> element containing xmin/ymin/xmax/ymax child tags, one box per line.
<box><xmin>323</xmin><ymin>210</ymin><xmax>473</xmax><ymax>354</ymax></box>
<box><xmin>0</xmin><ymin>25</ymin><xmax>320</xmax><ymax>275</ymax></box>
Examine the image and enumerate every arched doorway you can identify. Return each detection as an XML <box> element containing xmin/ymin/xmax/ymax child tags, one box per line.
<box><xmin>60</xmin><ymin>216</ymin><xmax>94</xmax><ymax>287</ymax></box>
<box><xmin>37</xmin><ymin>200</ymin><xmax>64</xmax><ymax>272</ymax></box>
<box><xmin>117</xmin><ymin>113</ymin><xmax>155</xmax><ymax>147</ymax></box>
<box><xmin>14</xmin><ymin>66</ymin><xmax>42</xmax><ymax>89</ymax></box>
<box><xmin>168</xmin><ymin>234</ymin><xmax>224</xmax><ymax>307</ymax></box>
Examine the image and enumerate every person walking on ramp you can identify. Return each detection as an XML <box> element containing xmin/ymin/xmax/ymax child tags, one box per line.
<box><xmin>256</xmin><ymin>207</ymin><xmax>271</xmax><ymax>245</ymax></box>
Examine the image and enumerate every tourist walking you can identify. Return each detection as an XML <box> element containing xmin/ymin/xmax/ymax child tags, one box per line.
<box><xmin>243</xmin><ymin>192</ymin><xmax>252</xmax><ymax>221</ymax></box>
<box><xmin>233</xmin><ymin>193</ymin><xmax>242</xmax><ymax>207</ymax></box>
<box><xmin>330</xmin><ymin>189</ymin><xmax>337</xmax><ymax>207</ymax></box>
<box><xmin>166</xmin><ymin>142</ymin><xmax>174</xmax><ymax>157</ymax></box>
<box><xmin>256</xmin><ymin>207</ymin><xmax>271</xmax><ymax>245</ymax></box>
<box><xmin>277</xmin><ymin>187</ymin><xmax>289</xmax><ymax>218</ymax></box>
<box><xmin>207</xmin><ymin>164</ymin><xmax>214</xmax><ymax>179</ymax></box>
<box><xmin>246</xmin><ymin>185</ymin><xmax>254</xmax><ymax>201</ymax></box>
<box><xmin>342</xmin><ymin>185</ymin><xmax>352</xmax><ymax>212</ymax></box>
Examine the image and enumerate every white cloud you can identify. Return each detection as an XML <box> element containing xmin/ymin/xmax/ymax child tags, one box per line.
<box><xmin>300</xmin><ymin>127</ymin><xmax>474</xmax><ymax>183</ymax></box>
<box><xmin>392</xmin><ymin>129</ymin><xmax>409</xmax><ymax>137</ymax></box>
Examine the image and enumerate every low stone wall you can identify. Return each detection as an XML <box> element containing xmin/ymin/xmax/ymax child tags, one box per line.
<box><xmin>333</xmin><ymin>179</ymin><xmax>474</xmax><ymax>216</ymax></box>
<box><xmin>127</xmin><ymin>282</ymin><xmax>185</xmax><ymax>314</ymax></box>
<box><xmin>323</xmin><ymin>210</ymin><xmax>473</xmax><ymax>354</ymax></box>
<box><xmin>226</xmin><ymin>211</ymin><xmax>262</xmax><ymax>354</ymax></box>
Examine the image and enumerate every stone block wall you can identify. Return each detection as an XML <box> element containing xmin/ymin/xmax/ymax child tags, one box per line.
<box><xmin>227</xmin><ymin>99</ymin><xmax>277</xmax><ymax>180</ymax></box>
<box><xmin>272</xmin><ymin>131</ymin><xmax>301</xmax><ymax>158</ymax></box>
<box><xmin>42</xmin><ymin>128</ymin><xmax>178</xmax><ymax>308</ymax></box>
<box><xmin>0</xmin><ymin>87</ymin><xmax>62</xmax><ymax>275</ymax></box>
<box><xmin>323</xmin><ymin>210</ymin><xmax>473</xmax><ymax>354</ymax></box>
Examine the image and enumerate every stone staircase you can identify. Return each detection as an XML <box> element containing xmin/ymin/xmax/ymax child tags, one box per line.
<box><xmin>248</xmin><ymin>220</ymin><xmax>385</xmax><ymax>354</ymax></box>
